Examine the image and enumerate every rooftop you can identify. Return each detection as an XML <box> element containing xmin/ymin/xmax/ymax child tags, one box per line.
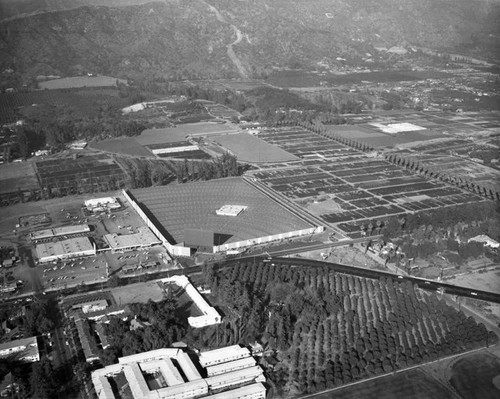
<box><xmin>35</xmin><ymin>237</ymin><xmax>95</xmax><ymax>260</ymax></box>
<box><xmin>104</xmin><ymin>227</ymin><xmax>161</xmax><ymax>250</ymax></box>
<box><xmin>129</xmin><ymin>177</ymin><xmax>313</xmax><ymax>245</ymax></box>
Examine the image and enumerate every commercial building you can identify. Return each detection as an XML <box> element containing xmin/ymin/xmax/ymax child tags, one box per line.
<box><xmin>91</xmin><ymin>346</ymin><xmax>265</xmax><ymax>399</ymax></box>
<box><xmin>72</xmin><ymin>299</ymin><xmax>108</xmax><ymax>314</ymax></box>
<box><xmin>30</xmin><ymin>224</ymin><xmax>90</xmax><ymax>241</ymax></box>
<box><xmin>85</xmin><ymin>197</ymin><xmax>121</xmax><ymax>213</ymax></box>
<box><xmin>161</xmin><ymin>276</ymin><xmax>221</xmax><ymax>328</ymax></box>
<box><xmin>104</xmin><ymin>227</ymin><xmax>161</xmax><ymax>253</ymax></box>
<box><xmin>0</xmin><ymin>336</ymin><xmax>39</xmax><ymax>362</ymax></box>
<box><xmin>35</xmin><ymin>237</ymin><xmax>96</xmax><ymax>263</ymax></box>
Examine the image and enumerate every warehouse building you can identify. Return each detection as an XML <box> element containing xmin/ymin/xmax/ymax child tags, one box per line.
<box><xmin>91</xmin><ymin>346</ymin><xmax>265</xmax><ymax>399</ymax></box>
<box><xmin>35</xmin><ymin>237</ymin><xmax>96</xmax><ymax>263</ymax></box>
<box><xmin>123</xmin><ymin>177</ymin><xmax>323</xmax><ymax>257</ymax></box>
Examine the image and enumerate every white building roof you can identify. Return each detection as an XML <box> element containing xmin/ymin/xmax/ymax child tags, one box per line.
<box><xmin>198</xmin><ymin>345</ymin><xmax>250</xmax><ymax>368</ymax></box>
<box><xmin>468</xmin><ymin>234</ymin><xmax>500</xmax><ymax>248</ymax></box>
<box><xmin>35</xmin><ymin>237</ymin><xmax>95</xmax><ymax>262</ymax></box>
<box><xmin>91</xmin><ymin>347</ymin><xmax>265</xmax><ymax>399</ymax></box>
<box><xmin>208</xmin><ymin>382</ymin><xmax>266</xmax><ymax>399</ymax></box>
<box><xmin>176</xmin><ymin>350</ymin><xmax>201</xmax><ymax>381</ymax></box>
<box><xmin>206</xmin><ymin>356</ymin><xmax>256</xmax><ymax>376</ymax></box>
<box><xmin>31</xmin><ymin>224</ymin><xmax>90</xmax><ymax>240</ymax></box>
<box><xmin>0</xmin><ymin>336</ymin><xmax>39</xmax><ymax>362</ymax></box>
<box><xmin>215</xmin><ymin>205</ymin><xmax>248</xmax><ymax>217</ymax></box>
<box><xmin>104</xmin><ymin>227</ymin><xmax>161</xmax><ymax>250</ymax></box>
<box><xmin>205</xmin><ymin>365</ymin><xmax>263</xmax><ymax>389</ymax></box>
<box><xmin>161</xmin><ymin>276</ymin><xmax>221</xmax><ymax>328</ymax></box>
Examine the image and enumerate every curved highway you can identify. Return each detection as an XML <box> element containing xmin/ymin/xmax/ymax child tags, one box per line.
<box><xmin>267</xmin><ymin>257</ymin><xmax>500</xmax><ymax>304</ymax></box>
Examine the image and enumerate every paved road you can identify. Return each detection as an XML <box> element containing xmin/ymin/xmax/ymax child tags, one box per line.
<box><xmin>269</xmin><ymin>257</ymin><xmax>500</xmax><ymax>304</ymax></box>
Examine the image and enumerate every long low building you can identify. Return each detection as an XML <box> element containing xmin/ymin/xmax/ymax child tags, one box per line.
<box><xmin>35</xmin><ymin>237</ymin><xmax>96</xmax><ymax>263</ymax></box>
<box><xmin>104</xmin><ymin>227</ymin><xmax>161</xmax><ymax>253</ymax></box>
<box><xmin>92</xmin><ymin>347</ymin><xmax>265</xmax><ymax>399</ymax></box>
<box><xmin>161</xmin><ymin>276</ymin><xmax>221</xmax><ymax>328</ymax></box>
<box><xmin>30</xmin><ymin>224</ymin><xmax>90</xmax><ymax>240</ymax></box>
<box><xmin>0</xmin><ymin>336</ymin><xmax>39</xmax><ymax>362</ymax></box>
<box><xmin>198</xmin><ymin>345</ymin><xmax>250</xmax><ymax>368</ymax></box>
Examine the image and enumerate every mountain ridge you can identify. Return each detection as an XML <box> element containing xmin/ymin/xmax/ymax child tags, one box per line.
<box><xmin>0</xmin><ymin>0</ymin><xmax>499</xmax><ymax>83</ymax></box>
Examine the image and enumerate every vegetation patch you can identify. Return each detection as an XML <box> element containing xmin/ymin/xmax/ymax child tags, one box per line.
<box><xmin>195</xmin><ymin>260</ymin><xmax>497</xmax><ymax>397</ymax></box>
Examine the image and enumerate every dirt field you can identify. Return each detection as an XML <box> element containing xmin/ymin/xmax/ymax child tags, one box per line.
<box><xmin>89</xmin><ymin>138</ymin><xmax>153</xmax><ymax>157</ymax></box>
<box><xmin>212</xmin><ymin>133</ymin><xmax>299</xmax><ymax>163</ymax></box>
<box><xmin>111</xmin><ymin>281</ymin><xmax>165</xmax><ymax>304</ymax></box>
<box><xmin>298</xmin><ymin>245</ymin><xmax>384</xmax><ymax>271</ymax></box>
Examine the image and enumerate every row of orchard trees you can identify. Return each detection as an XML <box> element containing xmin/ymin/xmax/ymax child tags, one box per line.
<box><xmin>296</xmin><ymin>120</ymin><xmax>374</xmax><ymax>152</ymax></box>
<box><xmin>385</xmin><ymin>153</ymin><xmax>499</xmax><ymax>201</ymax></box>
<box><xmin>201</xmin><ymin>261</ymin><xmax>497</xmax><ymax>397</ymax></box>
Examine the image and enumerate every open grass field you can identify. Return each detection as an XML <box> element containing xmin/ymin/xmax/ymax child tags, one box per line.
<box><xmin>266</xmin><ymin>70</ymin><xmax>455</xmax><ymax>88</ymax></box>
<box><xmin>89</xmin><ymin>137</ymin><xmax>153</xmax><ymax>157</ymax></box>
<box><xmin>137</xmin><ymin>122</ymin><xmax>238</xmax><ymax>145</ymax></box>
<box><xmin>38</xmin><ymin>76</ymin><xmax>126</xmax><ymax>89</ymax></box>
<box><xmin>449</xmin><ymin>352</ymin><xmax>500</xmax><ymax>399</ymax></box>
<box><xmin>111</xmin><ymin>281</ymin><xmax>165</xmax><ymax>304</ymax></box>
<box><xmin>0</xmin><ymin>87</ymin><xmax>131</xmax><ymax>123</ymax></box>
<box><xmin>212</xmin><ymin>133</ymin><xmax>299</xmax><ymax>163</ymax></box>
<box><xmin>130</xmin><ymin>177</ymin><xmax>314</xmax><ymax>246</ymax></box>
<box><xmin>307</xmin><ymin>369</ymin><xmax>455</xmax><ymax>399</ymax></box>
<box><xmin>0</xmin><ymin>161</ymin><xmax>40</xmax><ymax>194</ymax></box>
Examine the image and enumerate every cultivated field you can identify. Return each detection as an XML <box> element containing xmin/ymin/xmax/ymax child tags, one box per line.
<box><xmin>137</xmin><ymin>122</ymin><xmax>238</xmax><ymax>145</ymax></box>
<box><xmin>89</xmin><ymin>138</ymin><xmax>153</xmax><ymax>157</ymax></box>
<box><xmin>253</xmin><ymin>126</ymin><xmax>483</xmax><ymax>238</ymax></box>
<box><xmin>212</xmin><ymin>133</ymin><xmax>299</xmax><ymax>163</ymax></box>
<box><xmin>35</xmin><ymin>153</ymin><xmax>127</xmax><ymax>194</ymax></box>
<box><xmin>0</xmin><ymin>161</ymin><xmax>40</xmax><ymax>194</ymax></box>
<box><xmin>38</xmin><ymin>76</ymin><xmax>126</xmax><ymax>89</ymax></box>
<box><xmin>307</xmin><ymin>369</ymin><xmax>455</xmax><ymax>399</ymax></box>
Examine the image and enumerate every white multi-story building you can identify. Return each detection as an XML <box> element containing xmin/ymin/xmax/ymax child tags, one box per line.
<box><xmin>91</xmin><ymin>347</ymin><xmax>265</xmax><ymax>399</ymax></box>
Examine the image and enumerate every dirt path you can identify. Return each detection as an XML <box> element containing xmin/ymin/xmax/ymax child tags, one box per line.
<box><xmin>199</xmin><ymin>0</ymin><xmax>248</xmax><ymax>78</ymax></box>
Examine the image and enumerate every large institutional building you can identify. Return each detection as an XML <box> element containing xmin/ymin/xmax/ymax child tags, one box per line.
<box><xmin>91</xmin><ymin>346</ymin><xmax>265</xmax><ymax>399</ymax></box>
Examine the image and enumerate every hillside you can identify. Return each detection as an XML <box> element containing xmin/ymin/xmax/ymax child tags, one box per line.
<box><xmin>0</xmin><ymin>0</ymin><xmax>499</xmax><ymax>83</ymax></box>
